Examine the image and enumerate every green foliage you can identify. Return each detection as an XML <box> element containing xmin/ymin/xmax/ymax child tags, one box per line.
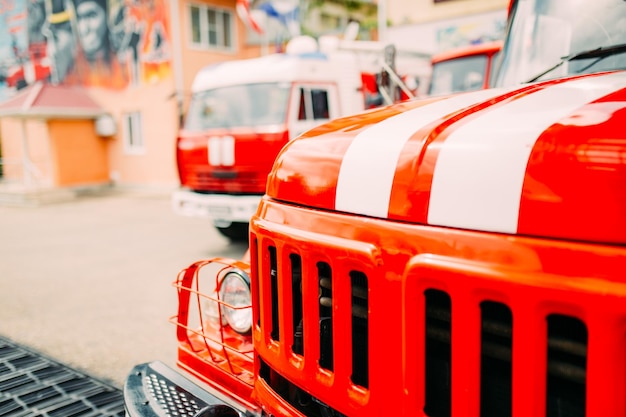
<box><xmin>309</xmin><ymin>0</ymin><xmax>377</xmax><ymax>14</ymax></box>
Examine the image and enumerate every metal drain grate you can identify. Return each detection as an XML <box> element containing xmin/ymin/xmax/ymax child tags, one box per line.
<box><xmin>0</xmin><ymin>336</ymin><xmax>124</xmax><ymax>417</ymax></box>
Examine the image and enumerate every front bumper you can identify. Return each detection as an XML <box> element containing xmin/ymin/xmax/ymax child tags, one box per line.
<box><xmin>171</xmin><ymin>190</ymin><xmax>261</xmax><ymax>226</ymax></box>
<box><xmin>124</xmin><ymin>361</ymin><xmax>256</xmax><ymax>417</ymax></box>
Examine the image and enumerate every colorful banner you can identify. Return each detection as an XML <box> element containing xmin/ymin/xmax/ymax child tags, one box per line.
<box><xmin>0</xmin><ymin>0</ymin><xmax>172</xmax><ymax>96</ymax></box>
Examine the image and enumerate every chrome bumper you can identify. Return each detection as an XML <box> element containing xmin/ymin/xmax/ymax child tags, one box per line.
<box><xmin>123</xmin><ymin>361</ymin><xmax>256</xmax><ymax>417</ymax></box>
<box><xmin>171</xmin><ymin>190</ymin><xmax>261</xmax><ymax>227</ymax></box>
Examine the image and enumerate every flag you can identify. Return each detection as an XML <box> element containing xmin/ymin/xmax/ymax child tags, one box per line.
<box><xmin>257</xmin><ymin>1</ymin><xmax>300</xmax><ymax>36</ymax></box>
<box><xmin>236</xmin><ymin>0</ymin><xmax>264</xmax><ymax>34</ymax></box>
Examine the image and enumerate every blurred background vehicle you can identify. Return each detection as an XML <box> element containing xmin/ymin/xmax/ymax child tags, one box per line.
<box><xmin>428</xmin><ymin>40</ymin><xmax>502</xmax><ymax>95</ymax></box>
<box><xmin>172</xmin><ymin>33</ymin><xmax>427</xmax><ymax>241</ymax></box>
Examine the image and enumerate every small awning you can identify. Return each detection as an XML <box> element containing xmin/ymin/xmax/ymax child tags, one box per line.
<box><xmin>0</xmin><ymin>82</ymin><xmax>104</xmax><ymax>119</ymax></box>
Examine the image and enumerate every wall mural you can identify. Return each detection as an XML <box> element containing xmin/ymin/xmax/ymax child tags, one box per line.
<box><xmin>0</xmin><ymin>0</ymin><xmax>172</xmax><ymax>97</ymax></box>
<box><xmin>435</xmin><ymin>14</ymin><xmax>506</xmax><ymax>52</ymax></box>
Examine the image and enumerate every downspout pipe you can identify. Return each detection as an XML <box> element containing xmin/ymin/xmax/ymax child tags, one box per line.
<box><xmin>169</xmin><ymin>0</ymin><xmax>185</xmax><ymax>127</ymax></box>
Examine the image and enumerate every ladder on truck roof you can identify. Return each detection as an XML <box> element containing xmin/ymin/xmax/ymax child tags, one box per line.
<box><xmin>322</xmin><ymin>37</ymin><xmax>432</xmax><ymax>105</ymax></box>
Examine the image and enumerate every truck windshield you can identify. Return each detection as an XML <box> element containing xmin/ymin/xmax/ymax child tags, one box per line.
<box><xmin>494</xmin><ymin>0</ymin><xmax>626</xmax><ymax>87</ymax></box>
<box><xmin>184</xmin><ymin>83</ymin><xmax>290</xmax><ymax>131</ymax></box>
<box><xmin>429</xmin><ymin>55</ymin><xmax>489</xmax><ymax>96</ymax></box>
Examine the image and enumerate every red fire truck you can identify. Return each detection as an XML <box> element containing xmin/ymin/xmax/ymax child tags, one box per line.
<box><xmin>428</xmin><ymin>40</ymin><xmax>502</xmax><ymax>96</ymax></box>
<box><xmin>172</xmin><ymin>36</ymin><xmax>426</xmax><ymax>241</ymax></box>
<box><xmin>124</xmin><ymin>0</ymin><xmax>626</xmax><ymax>416</ymax></box>
<box><xmin>3</xmin><ymin>42</ymin><xmax>51</xmax><ymax>90</ymax></box>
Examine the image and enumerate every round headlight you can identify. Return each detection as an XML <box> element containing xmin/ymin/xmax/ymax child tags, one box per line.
<box><xmin>219</xmin><ymin>269</ymin><xmax>252</xmax><ymax>334</ymax></box>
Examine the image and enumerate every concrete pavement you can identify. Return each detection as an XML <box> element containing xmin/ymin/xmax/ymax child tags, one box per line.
<box><xmin>0</xmin><ymin>188</ymin><xmax>248</xmax><ymax>389</ymax></box>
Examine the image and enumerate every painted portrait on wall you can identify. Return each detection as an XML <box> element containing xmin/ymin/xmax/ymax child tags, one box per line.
<box><xmin>0</xmin><ymin>0</ymin><xmax>172</xmax><ymax>96</ymax></box>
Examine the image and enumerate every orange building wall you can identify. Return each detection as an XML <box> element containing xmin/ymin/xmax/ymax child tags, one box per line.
<box><xmin>47</xmin><ymin>119</ymin><xmax>110</xmax><ymax>186</ymax></box>
<box><xmin>89</xmin><ymin>82</ymin><xmax>180</xmax><ymax>187</ymax></box>
<box><xmin>178</xmin><ymin>0</ymin><xmax>266</xmax><ymax>113</ymax></box>
<box><xmin>0</xmin><ymin>117</ymin><xmax>54</xmax><ymax>186</ymax></box>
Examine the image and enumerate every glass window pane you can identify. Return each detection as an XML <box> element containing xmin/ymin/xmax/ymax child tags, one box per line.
<box><xmin>298</xmin><ymin>88</ymin><xmax>306</xmax><ymax>120</ymax></box>
<box><xmin>207</xmin><ymin>9</ymin><xmax>216</xmax><ymax>26</ymax></box>
<box><xmin>126</xmin><ymin>115</ymin><xmax>134</xmax><ymax>147</ymax></box>
<box><xmin>311</xmin><ymin>89</ymin><xmax>329</xmax><ymax>120</ymax></box>
<box><xmin>207</xmin><ymin>9</ymin><xmax>217</xmax><ymax>45</ymax></box>
<box><xmin>429</xmin><ymin>55</ymin><xmax>488</xmax><ymax>96</ymax></box>
<box><xmin>223</xmin><ymin>12</ymin><xmax>231</xmax><ymax>47</ymax></box>
<box><xmin>184</xmin><ymin>83</ymin><xmax>290</xmax><ymax>129</ymax></box>
<box><xmin>134</xmin><ymin>113</ymin><xmax>143</xmax><ymax>147</ymax></box>
<box><xmin>190</xmin><ymin>6</ymin><xmax>201</xmax><ymax>44</ymax></box>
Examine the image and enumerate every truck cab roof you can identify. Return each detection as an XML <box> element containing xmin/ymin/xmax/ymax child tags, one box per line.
<box><xmin>192</xmin><ymin>52</ymin><xmax>339</xmax><ymax>93</ymax></box>
<box><xmin>430</xmin><ymin>40</ymin><xmax>503</xmax><ymax>65</ymax></box>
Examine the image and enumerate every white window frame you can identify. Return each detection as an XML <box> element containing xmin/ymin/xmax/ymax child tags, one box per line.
<box><xmin>188</xmin><ymin>3</ymin><xmax>235</xmax><ymax>51</ymax></box>
<box><xmin>122</xmin><ymin>112</ymin><xmax>145</xmax><ymax>154</ymax></box>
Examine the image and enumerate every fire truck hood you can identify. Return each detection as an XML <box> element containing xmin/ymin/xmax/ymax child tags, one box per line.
<box><xmin>266</xmin><ymin>71</ymin><xmax>626</xmax><ymax>246</ymax></box>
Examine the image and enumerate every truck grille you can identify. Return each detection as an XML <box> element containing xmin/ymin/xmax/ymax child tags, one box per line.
<box><xmin>262</xmin><ymin>249</ymin><xmax>370</xmax><ymax>388</ymax></box>
<box><xmin>252</xmin><ymin>232</ymin><xmax>375</xmax><ymax>416</ymax></box>
<box><xmin>403</xmin><ymin>257</ymin><xmax>620</xmax><ymax>417</ymax></box>
<box><xmin>187</xmin><ymin>170</ymin><xmax>262</xmax><ymax>193</ymax></box>
<box><xmin>423</xmin><ymin>291</ymin><xmax>586</xmax><ymax>417</ymax></box>
<box><xmin>251</xmin><ymin>218</ymin><xmax>625</xmax><ymax>417</ymax></box>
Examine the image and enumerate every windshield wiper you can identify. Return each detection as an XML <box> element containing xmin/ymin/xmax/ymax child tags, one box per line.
<box><xmin>524</xmin><ymin>42</ymin><xmax>626</xmax><ymax>83</ymax></box>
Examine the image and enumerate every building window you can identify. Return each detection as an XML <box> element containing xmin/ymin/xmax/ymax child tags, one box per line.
<box><xmin>189</xmin><ymin>4</ymin><xmax>234</xmax><ymax>50</ymax></box>
<box><xmin>123</xmin><ymin>112</ymin><xmax>144</xmax><ymax>154</ymax></box>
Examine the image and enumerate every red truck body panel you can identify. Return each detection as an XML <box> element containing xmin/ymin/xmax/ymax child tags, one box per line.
<box><xmin>268</xmin><ymin>72</ymin><xmax>626</xmax><ymax>245</ymax></box>
<box><xmin>177</xmin><ymin>128</ymin><xmax>289</xmax><ymax>194</ymax></box>
<box><xmin>249</xmin><ymin>195</ymin><xmax>626</xmax><ymax>416</ymax></box>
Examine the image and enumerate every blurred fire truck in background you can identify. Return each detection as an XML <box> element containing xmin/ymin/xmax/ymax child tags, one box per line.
<box><xmin>172</xmin><ymin>35</ymin><xmax>429</xmax><ymax>241</ymax></box>
<box><xmin>428</xmin><ymin>40</ymin><xmax>502</xmax><ymax>96</ymax></box>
